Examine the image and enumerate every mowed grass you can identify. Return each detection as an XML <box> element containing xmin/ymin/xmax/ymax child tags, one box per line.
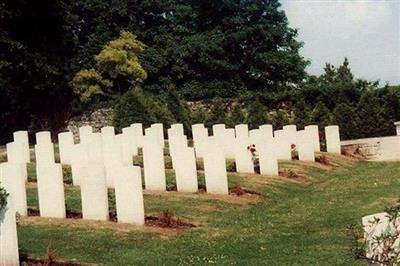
<box><xmin>10</xmin><ymin>152</ymin><xmax>400</xmax><ymax>265</ymax></box>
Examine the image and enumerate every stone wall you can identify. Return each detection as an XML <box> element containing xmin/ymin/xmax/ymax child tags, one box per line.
<box><xmin>341</xmin><ymin>136</ymin><xmax>400</xmax><ymax>161</ymax></box>
<box><xmin>67</xmin><ymin>108</ymin><xmax>113</xmax><ymax>142</ymax></box>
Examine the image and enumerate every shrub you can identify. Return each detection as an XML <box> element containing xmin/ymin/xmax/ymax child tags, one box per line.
<box><xmin>246</xmin><ymin>98</ymin><xmax>270</xmax><ymax>129</ymax></box>
<box><xmin>0</xmin><ymin>184</ymin><xmax>9</xmax><ymax>211</ymax></box>
<box><xmin>165</xmin><ymin>87</ymin><xmax>192</xmax><ymax>135</ymax></box>
<box><xmin>113</xmin><ymin>87</ymin><xmax>175</xmax><ymax>130</ymax></box>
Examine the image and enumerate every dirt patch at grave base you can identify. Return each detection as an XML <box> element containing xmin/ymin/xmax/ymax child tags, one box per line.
<box><xmin>144</xmin><ymin>190</ymin><xmax>262</xmax><ymax>205</ymax></box>
<box><xmin>278</xmin><ymin>169</ymin><xmax>308</xmax><ymax>184</ymax></box>
<box><xmin>21</xmin><ymin>257</ymin><xmax>90</xmax><ymax>266</ymax></box>
<box><xmin>23</xmin><ymin>208</ymin><xmax>196</xmax><ymax>235</ymax></box>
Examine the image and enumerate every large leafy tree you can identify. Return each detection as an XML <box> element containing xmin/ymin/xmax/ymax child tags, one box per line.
<box><xmin>68</xmin><ymin>0</ymin><xmax>308</xmax><ymax>99</ymax></box>
<box><xmin>0</xmin><ymin>0</ymin><xmax>76</xmax><ymax>141</ymax></box>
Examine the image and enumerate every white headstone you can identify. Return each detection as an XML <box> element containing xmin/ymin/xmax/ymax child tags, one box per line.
<box><xmin>0</xmin><ymin>163</ymin><xmax>27</xmax><ymax>216</ymax></box>
<box><xmin>235</xmin><ymin>124</ymin><xmax>249</xmax><ymax>140</ymax></box>
<box><xmin>274</xmin><ymin>130</ymin><xmax>292</xmax><ymax>160</ymax></box>
<box><xmin>6</xmin><ymin>142</ymin><xmax>26</xmax><ymax>165</ymax></box>
<box><xmin>79</xmin><ymin>125</ymin><xmax>93</xmax><ymax>144</ymax></box>
<box><xmin>36</xmin><ymin>163</ymin><xmax>66</xmax><ymax>218</ymax></box>
<box><xmin>35</xmin><ymin>142</ymin><xmax>55</xmax><ymax>166</ymax></box>
<box><xmin>80</xmin><ymin>163</ymin><xmax>109</xmax><ymax>221</ymax></box>
<box><xmin>283</xmin><ymin>125</ymin><xmax>297</xmax><ymax>147</ymax></box>
<box><xmin>171</xmin><ymin>123</ymin><xmax>184</xmax><ymax>136</ymax></box>
<box><xmin>192</xmin><ymin>124</ymin><xmax>208</xmax><ymax>158</ymax></box>
<box><xmin>13</xmin><ymin>130</ymin><xmax>30</xmax><ymax>163</ymax></box>
<box><xmin>70</xmin><ymin>144</ymin><xmax>88</xmax><ymax>186</ymax></box>
<box><xmin>86</xmin><ymin>133</ymin><xmax>104</xmax><ymax>164</ymax></box>
<box><xmin>220</xmin><ymin>128</ymin><xmax>235</xmax><ymax>159</ymax></box>
<box><xmin>130</xmin><ymin>123</ymin><xmax>144</xmax><ymax>148</ymax></box>
<box><xmin>297</xmin><ymin>130</ymin><xmax>315</xmax><ymax>162</ymax></box>
<box><xmin>234</xmin><ymin>137</ymin><xmax>254</xmax><ymax>174</ymax></box>
<box><xmin>257</xmin><ymin>139</ymin><xmax>279</xmax><ymax>176</ymax></box>
<box><xmin>122</xmin><ymin>126</ymin><xmax>138</xmax><ymax>156</ymax></box>
<box><xmin>101</xmin><ymin>126</ymin><xmax>115</xmax><ymax>143</ymax></box>
<box><xmin>143</xmin><ymin>135</ymin><xmax>166</xmax><ymax>191</ymax></box>
<box><xmin>115</xmin><ymin>134</ymin><xmax>133</xmax><ymax>166</ymax></box>
<box><xmin>114</xmin><ymin>166</ymin><xmax>145</xmax><ymax>225</ymax></box>
<box><xmin>35</xmin><ymin>131</ymin><xmax>51</xmax><ymax>145</ymax></box>
<box><xmin>104</xmin><ymin>142</ymin><xmax>123</xmax><ymax>188</ymax></box>
<box><xmin>58</xmin><ymin>132</ymin><xmax>74</xmax><ymax>165</ymax></box>
<box><xmin>174</xmin><ymin>147</ymin><xmax>198</xmax><ymax>193</ymax></box>
<box><xmin>259</xmin><ymin>124</ymin><xmax>274</xmax><ymax>140</ymax></box>
<box><xmin>150</xmin><ymin>123</ymin><xmax>164</xmax><ymax>147</ymax></box>
<box><xmin>0</xmin><ymin>199</ymin><xmax>20</xmax><ymax>266</ymax></box>
<box><xmin>167</xmin><ymin>127</ymin><xmax>188</xmax><ymax>169</ymax></box>
<box><xmin>203</xmin><ymin>137</ymin><xmax>229</xmax><ymax>195</ymax></box>
<box><xmin>325</xmin><ymin>125</ymin><xmax>341</xmax><ymax>154</ymax></box>
<box><xmin>305</xmin><ymin>125</ymin><xmax>320</xmax><ymax>152</ymax></box>
<box><xmin>101</xmin><ymin>127</ymin><xmax>116</xmax><ymax>187</ymax></box>
<box><xmin>6</xmin><ymin>142</ymin><xmax>28</xmax><ymax>182</ymax></box>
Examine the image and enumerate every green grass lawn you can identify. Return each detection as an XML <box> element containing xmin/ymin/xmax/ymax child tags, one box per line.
<box><xmin>14</xmin><ymin>155</ymin><xmax>400</xmax><ymax>265</ymax></box>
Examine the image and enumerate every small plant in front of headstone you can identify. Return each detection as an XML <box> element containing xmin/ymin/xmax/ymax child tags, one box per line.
<box><xmin>316</xmin><ymin>154</ymin><xmax>329</xmax><ymax>165</ymax></box>
<box><xmin>247</xmin><ymin>144</ymin><xmax>260</xmax><ymax>173</ymax></box>
<box><xmin>291</xmin><ymin>144</ymin><xmax>299</xmax><ymax>160</ymax></box>
<box><xmin>349</xmin><ymin>200</ymin><xmax>400</xmax><ymax>265</ymax></box>
<box><xmin>0</xmin><ymin>184</ymin><xmax>9</xmax><ymax>211</ymax></box>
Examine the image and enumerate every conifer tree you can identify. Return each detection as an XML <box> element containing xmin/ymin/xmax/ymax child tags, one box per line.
<box><xmin>293</xmin><ymin>97</ymin><xmax>310</xmax><ymax>129</ymax></box>
<box><xmin>246</xmin><ymin>98</ymin><xmax>270</xmax><ymax>129</ymax></box>
<box><xmin>310</xmin><ymin>101</ymin><xmax>332</xmax><ymax>129</ymax></box>
<box><xmin>332</xmin><ymin>103</ymin><xmax>359</xmax><ymax>140</ymax></box>
<box><xmin>227</xmin><ymin>104</ymin><xmax>247</xmax><ymax>127</ymax></box>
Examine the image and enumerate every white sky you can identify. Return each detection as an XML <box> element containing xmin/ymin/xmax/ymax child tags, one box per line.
<box><xmin>280</xmin><ymin>0</ymin><xmax>400</xmax><ymax>85</ymax></box>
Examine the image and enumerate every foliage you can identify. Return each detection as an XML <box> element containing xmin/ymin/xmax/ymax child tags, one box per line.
<box><xmin>246</xmin><ymin>98</ymin><xmax>270</xmax><ymax>129</ymax></box>
<box><xmin>293</xmin><ymin>97</ymin><xmax>310</xmax><ymax>130</ymax></box>
<box><xmin>310</xmin><ymin>101</ymin><xmax>332</xmax><ymax>129</ymax></box>
<box><xmin>207</xmin><ymin>97</ymin><xmax>227</xmax><ymax>126</ymax></box>
<box><xmin>67</xmin><ymin>0</ymin><xmax>308</xmax><ymax>99</ymax></box>
<box><xmin>113</xmin><ymin>87</ymin><xmax>174</xmax><ymax>131</ymax></box>
<box><xmin>165</xmin><ymin>88</ymin><xmax>192</xmax><ymax>135</ymax></box>
<box><xmin>0</xmin><ymin>184</ymin><xmax>9</xmax><ymax>210</ymax></box>
<box><xmin>191</xmin><ymin>107</ymin><xmax>211</xmax><ymax>126</ymax></box>
<box><xmin>350</xmin><ymin>200</ymin><xmax>400</xmax><ymax>265</ymax></box>
<box><xmin>356</xmin><ymin>90</ymin><xmax>386</xmax><ymax>138</ymax></box>
<box><xmin>270</xmin><ymin>110</ymin><xmax>289</xmax><ymax>130</ymax></box>
<box><xmin>227</xmin><ymin>104</ymin><xmax>247</xmax><ymax>128</ymax></box>
<box><xmin>72</xmin><ymin>31</ymin><xmax>147</xmax><ymax>103</ymax></box>
<box><xmin>331</xmin><ymin>103</ymin><xmax>360</xmax><ymax>140</ymax></box>
<box><xmin>0</xmin><ymin>0</ymin><xmax>76</xmax><ymax>141</ymax></box>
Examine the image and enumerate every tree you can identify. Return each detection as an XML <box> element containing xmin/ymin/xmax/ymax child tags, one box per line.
<box><xmin>72</xmin><ymin>31</ymin><xmax>147</xmax><ymax>103</ymax></box>
<box><xmin>227</xmin><ymin>104</ymin><xmax>247</xmax><ymax>127</ymax></box>
<box><xmin>246</xmin><ymin>99</ymin><xmax>270</xmax><ymax>129</ymax></box>
<box><xmin>208</xmin><ymin>97</ymin><xmax>227</xmax><ymax>126</ymax></box>
<box><xmin>310</xmin><ymin>102</ymin><xmax>332</xmax><ymax>129</ymax></box>
<box><xmin>293</xmin><ymin>97</ymin><xmax>310</xmax><ymax>129</ymax></box>
<box><xmin>356</xmin><ymin>90</ymin><xmax>386</xmax><ymax>138</ymax></box>
<box><xmin>67</xmin><ymin>0</ymin><xmax>308</xmax><ymax>99</ymax></box>
<box><xmin>271</xmin><ymin>110</ymin><xmax>289</xmax><ymax>130</ymax></box>
<box><xmin>113</xmin><ymin>87</ymin><xmax>174</xmax><ymax>130</ymax></box>
<box><xmin>165</xmin><ymin>87</ymin><xmax>192</xmax><ymax>134</ymax></box>
<box><xmin>331</xmin><ymin>103</ymin><xmax>360</xmax><ymax>140</ymax></box>
<box><xmin>0</xmin><ymin>0</ymin><xmax>77</xmax><ymax>141</ymax></box>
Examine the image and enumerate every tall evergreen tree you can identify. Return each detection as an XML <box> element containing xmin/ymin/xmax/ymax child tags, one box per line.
<box><xmin>246</xmin><ymin>99</ymin><xmax>270</xmax><ymax>129</ymax></box>
<box><xmin>356</xmin><ymin>90</ymin><xmax>386</xmax><ymax>138</ymax></box>
<box><xmin>331</xmin><ymin>103</ymin><xmax>359</xmax><ymax>140</ymax></box>
<box><xmin>165</xmin><ymin>87</ymin><xmax>192</xmax><ymax>135</ymax></box>
<box><xmin>310</xmin><ymin>101</ymin><xmax>332</xmax><ymax>129</ymax></box>
<box><xmin>293</xmin><ymin>97</ymin><xmax>310</xmax><ymax>129</ymax></box>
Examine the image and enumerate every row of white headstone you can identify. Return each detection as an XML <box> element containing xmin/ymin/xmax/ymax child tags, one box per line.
<box><xmin>0</xmin><ymin>123</ymin><xmax>341</xmax><ymax>220</ymax></box>
<box><xmin>0</xmin><ymin>123</ymin><xmax>341</xmax><ymax>266</ymax></box>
